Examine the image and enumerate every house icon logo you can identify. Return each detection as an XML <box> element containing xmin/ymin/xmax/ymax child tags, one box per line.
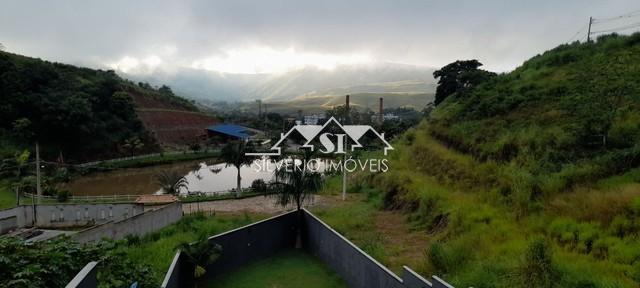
<box><xmin>246</xmin><ymin>117</ymin><xmax>394</xmax><ymax>156</ymax></box>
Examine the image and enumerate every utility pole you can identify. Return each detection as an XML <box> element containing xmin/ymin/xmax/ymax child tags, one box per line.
<box><xmin>587</xmin><ymin>16</ymin><xmax>593</xmax><ymax>42</ymax></box>
<box><xmin>342</xmin><ymin>136</ymin><xmax>347</xmax><ymax>201</ymax></box>
<box><xmin>35</xmin><ymin>142</ymin><xmax>42</xmax><ymax>204</ymax></box>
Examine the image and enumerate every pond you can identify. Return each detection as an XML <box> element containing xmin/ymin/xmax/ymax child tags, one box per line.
<box><xmin>64</xmin><ymin>159</ymin><xmax>275</xmax><ymax>196</ymax></box>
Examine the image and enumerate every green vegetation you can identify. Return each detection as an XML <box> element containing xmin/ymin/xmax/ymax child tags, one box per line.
<box><xmin>0</xmin><ymin>51</ymin><xmax>194</xmax><ymax>162</ymax></box>
<box><xmin>0</xmin><ymin>180</ymin><xmax>16</xmax><ymax>209</ymax></box>
<box><xmin>207</xmin><ymin>250</ymin><xmax>347</xmax><ymax>288</ymax></box>
<box><xmin>118</xmin><ymin>212</ymin><xmax>264</xmax><ymax>285</ymax></box>
<box><xmin>313</xmin><ymin>33</ymin><xmax>640</xmax><ymax>287</ymax></box>
<box><xmin>0</xmin><ymin>236</ymin><xmax>155</xmax><ymax>288</ymax></box>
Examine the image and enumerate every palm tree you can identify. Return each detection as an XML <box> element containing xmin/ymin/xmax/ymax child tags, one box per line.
<box><xmin>177</xmin><ymin>239</ymin><xmax>222</xmax><ymax>286</ymax></box>
<box><xmin>220</xmin><ymin>141</ymin><xmax>253</xmax><ymax>197</ymax></box>
<box><xmin>271</xmin><ymin>153</ymin><xmax>322</xmax><ymax>211</ymax></box>
<box><xmin>154</xmin><ymin>170</ymin><xmax>189</xmax><ymax>195</ymax></box>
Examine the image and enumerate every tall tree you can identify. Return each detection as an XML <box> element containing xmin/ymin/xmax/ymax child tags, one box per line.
<box><xmin>271</xmin><ymin>152</ymin><xmax>322</xmax><ymax>211</ymax></box>
<box><xmin>433</xmin><ymin>60</ymin><xmax>495</xmax><ymax>105</ymax></box>
<box><xmin>220</xmin><ymin>141</ymin><xmax>253</xmax><ymax>197</ymax></box>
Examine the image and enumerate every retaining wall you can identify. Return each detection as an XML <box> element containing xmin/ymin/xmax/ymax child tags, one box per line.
<box><xmin>65</xmin><ymin>262</ymin><xmax>98</xmax><ymax>288</ymax></box>
<box><xmin>73</xmin><ymin>202</ymin><xmax>182</xmax><ymax>243</ymax></box>
<box><xmin>0</xmin><ymin>206</ymin><xmax>32</xmax><ymax>233</ymax></box>
<box><xmin>159</xmin><ymin>209</ymin><xmax>454</xmax><ymax>288</ymax></box>
<box><xmin>303</xmin><ymin>209</ymin><xmax>404</xmax><ymax>288</ymax></box>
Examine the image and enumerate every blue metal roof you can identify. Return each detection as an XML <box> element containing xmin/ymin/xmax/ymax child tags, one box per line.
<box><xmin>206</xmin><ymin>124</ymin><xmax>250</xmax><ymax>139</ymax></box>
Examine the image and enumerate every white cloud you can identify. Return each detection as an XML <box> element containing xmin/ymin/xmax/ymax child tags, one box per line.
<box><xmin>107</xmin><ymin>54</ymin><xmax>164</xmax><ymax>74</ymax></box>
<box><xmin>190</xmin><ymin>46</ymin><xmax>373</xmax><ymax>74</ymax></box>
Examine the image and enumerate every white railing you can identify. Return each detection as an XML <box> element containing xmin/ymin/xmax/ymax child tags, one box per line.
<box><xmin>22</xmin><ymin>193</ymin><xmax>139</xmax><ymax>202</ymax></box>
<box><xmin>76</xmin><ymin>150</ymin><xmax>220</xmax><ymax>167</ymax></box>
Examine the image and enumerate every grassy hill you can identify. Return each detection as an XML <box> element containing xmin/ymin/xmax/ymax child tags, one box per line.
<box><xmin>358</xmin><ymin>33</ymin><xmax>640</xmax><ymax>287</ymax></box>
<box><xmin>0</xmin><ymin>51</ymin><xmax>197</xmax><ymax>162</ymax></box>
<box><xmin>431</xmin><ymin>33</ymin><xmax>640</xmax><ymax>196</ymax></box>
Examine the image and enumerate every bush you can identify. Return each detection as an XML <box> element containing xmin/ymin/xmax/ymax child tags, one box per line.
<box><xmin>520</xmin><ymin>239</ymin><xmax>557</xmax><ymax>288</ymax></box>
<box><xmin>56</xmin><ymin>189</ymin><xmax>70</xmax><ymax>202</ymax></box>
<box><xmin>251</xmin><ymin>179</ymin><xmax>267</xmax><ymax>194</ymax></box>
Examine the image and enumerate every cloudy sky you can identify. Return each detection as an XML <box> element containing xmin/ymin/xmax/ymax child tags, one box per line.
<box><xmin>1</xmin><ymin>0</ymin><xmax>639</xmax><ymax>74</ymax></box>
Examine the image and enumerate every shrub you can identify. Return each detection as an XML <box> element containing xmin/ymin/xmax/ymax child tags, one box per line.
<box><xmin>251</xmin><ymin>179</ymin><xmax>267</xmax><ymax>194</ymax></box>
<box><xmin>520</xmin><ymin>239</ymin><xmax>557</xmax><ymax>288</ymax></box>
<box><xmin>56</xmin><ymin>189</ymin><xmax>70</xmax><ymax>202</ymax></box>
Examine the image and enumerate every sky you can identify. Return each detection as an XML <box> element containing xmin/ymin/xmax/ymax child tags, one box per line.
<box><xmin>1</xmin><ymin>0</ymin><xmax>639</xmax><ymax>74</ymax></box>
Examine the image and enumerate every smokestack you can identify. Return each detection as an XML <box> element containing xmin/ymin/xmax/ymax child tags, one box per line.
<box><xmin>298</xmin><ymin>109</ymin><xmax>303</xmax><ymax>123</ymax></box>
<box><xmin>379</xmin><ymin>97</ymin><xmax>384</xmax><ymax>124</ymax></box>
<box><xmin>345</xmin><ymin>94</ymin><xmax>350</xmax><ymax>112</ymax></box>
<box><xmin>257</xmin><ymin>99</ymin><xmax>262</xmax><ymax>118</ymax></box>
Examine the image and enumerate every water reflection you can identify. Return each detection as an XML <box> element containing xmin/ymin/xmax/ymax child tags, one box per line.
<box><xmin>64</xmin><ymin>159</ymin><xmax>273</xmax><ymax>196</ymax></box>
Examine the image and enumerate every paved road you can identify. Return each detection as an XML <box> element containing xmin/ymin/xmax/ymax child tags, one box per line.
<box><xmin>182</xmin><ymin>195</ymin><xmax>329</xmax><ymax>215</ymax></box>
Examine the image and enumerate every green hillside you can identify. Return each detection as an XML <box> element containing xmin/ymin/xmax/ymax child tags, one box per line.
<box><xmin>360</xmin><ymin>33</ymin><xmax>640</xmax><ymax>287</ymax></box>
<box><xmin>0</xmin><ymin>51</ymin><xmax>195</xmax><ymax>162</ymax></box>
<box><xmin>432</xmin><ymin>33</ymin><xmax>640</xmax><ymax>194</ymax></box>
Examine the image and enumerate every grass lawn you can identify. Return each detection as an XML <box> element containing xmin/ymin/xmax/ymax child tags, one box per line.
<box><xmin>0</xmin><ymin>180</ymin><xmax>16</xmax><ymax>210</ymax></box>
<box><xmin>206</xmin><ymin>250</ymin><xmax>347</xmax><ymax>288</ymax></box>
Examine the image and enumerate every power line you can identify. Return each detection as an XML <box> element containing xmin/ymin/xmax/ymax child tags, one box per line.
<box><xmin>592</xmin><ymin>9</ymin><xmax>640</xmax><ymax>23</ymax></box>
<box><xmin>567</xmin><ymin>23</ymin><xmax>589</xmax><ymax>43</ymax></box>
<box><xmin>590</xmin><ymin>21</ymin><xmax>640</xmax><ymax>34</ymax></box>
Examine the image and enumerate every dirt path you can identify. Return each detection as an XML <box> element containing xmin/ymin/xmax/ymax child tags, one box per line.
<box><xmin>182</xmin><ymin>195</ymin><xmax>330</xmax><ymax>215</ymax></box>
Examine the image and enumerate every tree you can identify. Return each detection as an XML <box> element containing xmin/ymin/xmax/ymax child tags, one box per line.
<box><xmin>433</xmin><ymin>60</ymin><xmax>496</xmax><ymax>105</ymax></box>
<box><xmin>158</xmin><ymin>85</ymin><xmax>174</xmax><ymax>96</ymax></box>
<box><xmin>271</xmin><ymin>152</ymin><xmax>322</xmax><ymax>211</ymax></box>
<box><xmin>220</xmin><ymin>141</ymin><xmax>254</xmax><ymax>197</ymax></box>
<box><xmin>0</xmin><ymin>43</ymin><xmax>4</xmax><ymax>51</ymax></box>
<box><xmin>14</xmin><ymin>149</ymin><xmax>30</xmax><ymax>178</ymax></box>
<box><xmin>154</xmin><ymin>170</ymin><xmax>189</xmax><ymax>195</ymax></box>
<box><xmin>177</xmin><ymin>238</ymin><xmax>222</xmax><ymax>284</ymax></box>
<box><xmin>122</xmin><ymin>137</ymin><xmax>144</xmax><ymax>157</ymax></box>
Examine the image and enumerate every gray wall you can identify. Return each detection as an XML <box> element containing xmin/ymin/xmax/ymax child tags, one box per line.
<box><xmin>161</xmin><ymin>210</ymin><xmax>299</xmax><ymax>288</ymax></box>
<box><xmin>0</xmin><ymin>206</ymin><xmax>32</xmax><ymax>231</ymax></box>
<box><xmin>65</xmin><ymin>261</ymin><xmax>98</xmax><ymax>288</ymax></box>
<box><xmin>160</xmin><ymin>209</ymin><xmax>449</xmax><ymax>288</ymax></box>
<box><xmin>34</xmin><ymin>203</ymin><xmax>143</xmax><ymax>228</ymax></box>
<box><xmin>162</xmin><ymin>251</ymin><xmax>193</xmax><ymax>288</ymax></box>
<box><xmin>73</xmin><ymin>202</ymin><xmax>182</xmax><ymax>243</ymax></box>
<box><xmin>0</xmin><ymin>203</ymin><xmax>143</xmax><ymax>233</ymax></box>
<box><xmin>303</xmin><ymin>209</ymin><xmax>404</xmax><ymax>288</ymax></box>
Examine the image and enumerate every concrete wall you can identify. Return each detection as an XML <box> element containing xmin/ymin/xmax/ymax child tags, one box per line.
<box><xmin>161</xmin><ymin>210</ymin><xmax>299</xmax><ymax>288</ymax></box>
<box><xmin>201</xmin><ymin>211</ymin><xmax>298</xmax><ymax>280</ymax></box>
<box><xmin>160</xmin><ymin>209</ymin><xmax>450</xmax><ymax>288</ymax></box>
<box><xmin>65</xmin><ymin>261</ymin><xmax>98</xmax><ymax>288</ymax></box>
<box><xmin>303</xmin><ymin>209</ymin><xmax>405</xmax><ymax>288</ymax></box>
<box><xmin>162</xmin><ymin>251</ymin><xmax>194</xmax><ymax>288</ymax></box>
<box><xmin>0</xmin><ymin>206</ymin><xmax>32</xmax><ymax>232</ymax></box>
<box><xmin>0</xmin><ymin>203</ymin><xmax>143</xmax><ymax>233</ymax></box>
<box><xmin>34</xmin><ymin>203</ymin><xmax>143</xmax><ymax>228</ymax></box>
<box><xmin>73</xmin><ymin>202</ymin><xmax>182</xmax><ymax>243</ymax></box>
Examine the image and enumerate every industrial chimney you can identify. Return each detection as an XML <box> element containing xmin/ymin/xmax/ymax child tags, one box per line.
<box><xmin>345</xmin><ymin>94</ymin><xmax>350</xmax><ymax>111</ymax></box>
<box><xmin>379</xmin><ymin>97</ymin><xmax>384</xmax><ymax>124</ymax></box>
<box><xmin>256</xmin><ymin>99</ymin><xmax>262</xmax><ymax>118</ymax></box>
